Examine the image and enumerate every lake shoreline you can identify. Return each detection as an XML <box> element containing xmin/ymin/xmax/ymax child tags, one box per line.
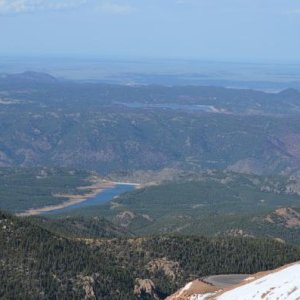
<box><xmin>17</xmin><ymin>179</ymin><xmax>138</xmax><ymax>217</ymax></box>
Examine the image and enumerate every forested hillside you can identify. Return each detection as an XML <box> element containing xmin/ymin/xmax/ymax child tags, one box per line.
<box><xmin>2</xmin><ymin>73</ymin><xmax>300</xmax><ymax>299</ymax></box>
<box><xmin>63</xmin><ymin>171</ymin><xmax>300</xmax><ymax>244</ymax></box>
<box><xmin>3</xmin><ymin>0</ymin><xmax>300</xmax><ymax>297</ymax></box>
<box><xmin>0</xmin><ymin>167</ymin><xmax>97</xmax><ymax>212</ymax></box>
<box><xmin>1</xmin><ymin>73</ymin><xmax>300</xmax><ymax>175</ymax></box>
<box><xmin>30</xmin><ymin>215</ymin><xmax>131</xmax><ymax>239</ymax></box>
<box><xmin>1</xmin><ymin>211</ymin><xmax>300</xmax><ymax>299</ymax></box>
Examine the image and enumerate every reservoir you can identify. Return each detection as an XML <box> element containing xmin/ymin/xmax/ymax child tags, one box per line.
<box><xmin>118</xmin><ymin>102</ymin><xmax>218</xmax><ymax>113</ymax></box>
<box><xmin>42</xmin><ymin>183</ymin><xmax>137</xmax><ymax>215</ymax></box>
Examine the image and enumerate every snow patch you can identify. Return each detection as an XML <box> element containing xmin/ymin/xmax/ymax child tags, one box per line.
<box><xmin>189</xmin><ymin>293</ymin><xmax>216</xmax><ymax>300</ymax></box>
<box><xmin>218</xmin><ymin>264</ymin><xmax>300</xmax><ymax>300</ymax></box>
<box><xmin>178</xmin><ymin>282</ymin><xmax>193</xmax><ymax>297</ymax></box>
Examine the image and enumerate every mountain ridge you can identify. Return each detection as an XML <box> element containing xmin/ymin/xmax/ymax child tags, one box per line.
<box><xmin>1</xmin><ymin>72</ymin><xmax>300</xmax><ymax>174</ymax></box>
<box><xmin>2</xmin><ymin>210</ymin><xmax>300</xmax><ymax>299</ymax></box>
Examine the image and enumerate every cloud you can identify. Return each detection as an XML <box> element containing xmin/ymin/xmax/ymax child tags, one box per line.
<box><xmin>0</xmin><ymin>0</ymin><xmax>87</xmax><ymax>14</ymax></box>
<box><xmin>97</xmin><ymin>2</ymin><xmax>137</xmax><ymax>15</ymax></box>
<box><xmin>0</xmin><ymin>0</ymin><xmax>137</xmax><ymax>15</ymax></box>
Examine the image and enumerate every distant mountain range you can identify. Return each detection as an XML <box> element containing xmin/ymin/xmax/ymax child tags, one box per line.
<box><xmin>2</xmin><ymin>71</ymin><xmax>300</xmax><ymax>299</ymax></box>
<box><xmin>1</xmin><ymin>72</ymin><xmax>300</xmax><ymax>175</ymax></box>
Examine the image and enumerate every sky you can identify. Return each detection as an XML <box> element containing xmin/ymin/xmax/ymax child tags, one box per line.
<box><xmin>1</xmin><ymin>0</ymin><xmax>300</xmax><ymax>62</ymax></box>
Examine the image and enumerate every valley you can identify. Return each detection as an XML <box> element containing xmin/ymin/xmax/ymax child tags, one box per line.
<box><xmin>56</xmin><ymin>170</ymin><xmax>300</xmax><ymax>245</ymax></box>
<box><xmin>1</xmin><ymin>72</ymin><xmax>300</xmax><ymax>299</ymax></box>
<box><xmin>40</xmin><ymin>183</ymin><xmax>137</xmax><ymax>215</ymax></box>
<box><xmin>3</xmin><ymin>1</ymin><xmax>300</xmax><ymax>298</ymax></box>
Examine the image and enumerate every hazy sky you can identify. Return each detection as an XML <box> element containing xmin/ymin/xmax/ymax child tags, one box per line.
<box><xmin>1</xmin><ymin>0</ymin><xmax>300</xmax><ymax>61</ymax></box>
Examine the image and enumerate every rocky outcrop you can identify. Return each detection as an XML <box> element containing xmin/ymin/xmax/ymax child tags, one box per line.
<box><xmin>147</xmin><ymin>258</ymin><xmax>180</xmax><ymax>280</ymax></box>
<box><xmin>77</xmin><ymin>275</ymin><xmax>97</xmax><ymax>300</ymax></box>
<box><xmin>265</xmin><ymin>207</ymin><xmax>300</xmax><ymax>228</ymax></box>
<box><xmin>166</xmin><ymin>280</ymin><xmax>219</xmax><ymax>300</ymax></box>
<box><xmin>134</xmin><ymin>278</ymin><xmax>159</xmax><ymax>299</ymax></box>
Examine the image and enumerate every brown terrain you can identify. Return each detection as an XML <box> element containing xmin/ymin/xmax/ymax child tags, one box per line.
<box><xmin>265</xmin><ymin>207</ymin><xmax>300</xmax><ymax>228</ymax></box>
<box><xmin>166</xmin><ymin>261</ymin><xmax>300</xmax><ymax>300</ymax></box>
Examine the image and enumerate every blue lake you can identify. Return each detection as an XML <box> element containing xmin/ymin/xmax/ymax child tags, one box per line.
<box><xmin>42</xmin><ymin>183</ymin><xmax>136</xmax><ymax>215</ymax></box>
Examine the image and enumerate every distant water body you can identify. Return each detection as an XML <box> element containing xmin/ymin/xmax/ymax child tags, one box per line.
<box><xmin>42</xmin><ymin>183</ymin><xmax>136</xmax><ymax>215</ymax></box>
<box><xmin>118</xmin><ymin>102</ymin><xmax>217</xmax><ymax>113</ymax></box>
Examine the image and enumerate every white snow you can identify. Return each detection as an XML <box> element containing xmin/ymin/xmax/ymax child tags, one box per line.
<box><xmin>178</xmin><ymin>282</ymin><xmax>193</xmax><ymax>297</ymax></box>
<box><xmin>189</xmin><ymin>293</ymin><xmax>216</xmax><ymax>300</ymax></box>
<box><xmin>187</xmin><ymin>264</ymin><xmax>300</xmax><ymax>300</ymax></box>
<box><xmin>218</xmin><ymin>264</ymin><xmax>300</xmax><ymax>300</ymax></box>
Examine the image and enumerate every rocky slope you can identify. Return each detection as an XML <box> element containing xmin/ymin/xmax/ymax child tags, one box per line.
<box><xmin>167</xmin><ymin>261</ymin><xmax>300</xmax><ymax>300</ymax></box>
